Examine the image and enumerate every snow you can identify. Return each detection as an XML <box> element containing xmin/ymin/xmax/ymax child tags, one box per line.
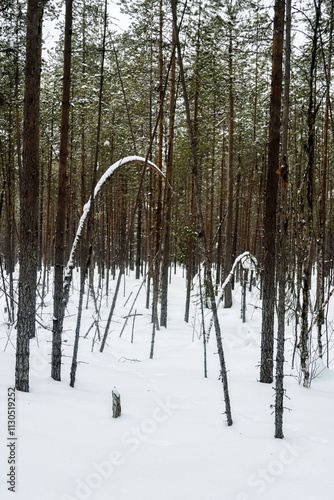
<box><xmin>112</xmin><ymin>387</ymin><xmax>120</xmax><ymax>398</ymax></box>
<box><xmin>0</xmin><ymin>267</ymin><xmax>334</xmax><ymax>500</ymax></box>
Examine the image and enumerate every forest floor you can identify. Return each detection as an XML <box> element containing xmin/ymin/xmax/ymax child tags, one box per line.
<box><xmin>0</xmin><ymin>267</ymin><xmax>333</xmax><ymax>500</ymax></box>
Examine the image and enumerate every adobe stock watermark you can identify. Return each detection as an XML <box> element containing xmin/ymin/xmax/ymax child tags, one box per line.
<box><xmin>61</xmin><ymin>395</ymin><xmax>178</xmax><ymax>500</ymax></box>
<box><xmin>30</xmin><ymin>342</ymin><xmax>50</xmax><ymax>376</ymax></box>
<box><xmin>235</xmin><ymin>438</ymin><xmax>306</xmax><ymax>500</ymax></box>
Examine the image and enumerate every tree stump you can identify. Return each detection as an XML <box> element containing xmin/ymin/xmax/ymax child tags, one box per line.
<box><xmin>112</xmin><ymin>388</ymin><xmax>121</xmax><ymax>418</ymax></box>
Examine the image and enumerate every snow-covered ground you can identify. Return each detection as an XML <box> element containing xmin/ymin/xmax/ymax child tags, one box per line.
<box><xmin>0</xmin><ymin>267</ymin><xmax>333</xmax><ymax>500</ymax></box>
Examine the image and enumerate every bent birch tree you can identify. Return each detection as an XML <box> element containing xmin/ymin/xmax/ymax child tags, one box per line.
<box><xmin>51</xmin><ymin>156</ymin><xmax>165</xmax><ymax>380</ymax></box>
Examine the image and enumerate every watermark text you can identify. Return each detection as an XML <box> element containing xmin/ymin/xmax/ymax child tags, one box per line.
<box><xmin>7</xmin><ymin>387</ymin><xmax>17</xmax><ymax>493</ymax></box>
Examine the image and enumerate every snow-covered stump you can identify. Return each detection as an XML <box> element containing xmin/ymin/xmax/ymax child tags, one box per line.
<box><xmin>112</xmin><ymin>388</ymin><xmax>121</xmax><ymax>418</ymax></box>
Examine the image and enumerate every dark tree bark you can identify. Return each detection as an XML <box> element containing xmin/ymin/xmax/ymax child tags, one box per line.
<box><xmin>160</xmin><ymin>26</ymin><xmax>176</xmax><ymax>328</ymax></box>
<box><xmin>224</xmin><ymin>17</ymin><xmax>234</xmax><ymax>309</ymax></box>
<box><xmin>70</xmin><ymin>0</ymin><xmax>108</xmax><ymax>388</ymax></box>
<box><xmin>316</xmin><ymin>0</ymin><xmax>332</xmax><ymax>359</ymax></box>
<box><xmin>260</xmin><ymin>0</ymin><xmax>285</xmax><ymax>384</ymax></box>
<box><xmin>80</xmin><ymin>0</ymin><xmax>87</xmax><ymax>218</ymax></box>
<box><xmin>15</xmin><ymin>0</ymin><xmax>45</xmax><ymax>392</ymax></box>
<box><xmin>100</xmin><ymin>266</ymin><xmax>123</xmax><ymax>352</ymax></box>
<box><xmin>216</xmin><ymin>131</ymin><xmax>226</xmax><ymax>290</ymax></box>
<box><xmin>184</xmin><ymin>183</ymin><xmax>195</xmax><ymax>324</ymax></box>
<box><xmin>300</xmin><ymin>0</ymin><xmax>321</xmax><ymax>388</ymax></box>
<box><xmin>184</xmin><ymin>6</ymin><xmax>201</xmax><ymax>323</ymax></box>
<box><xmin>151</xmin><ymin>0</ymin><xmax>164</xmax><ymax>340</ymax></box>
<box><xmin>52</xmin><ymin>0</ymin><xmax>73</xmax><ymax>382</ymax></box>
<box><xmin>41</xmin><ymin>91</ymin><xmax>55</xmax><ymax>304</ymax></box>
<box><xmin>275</xmin><ymin>0</ymin><xmax>291</xmax><ymax>440</ymax></box>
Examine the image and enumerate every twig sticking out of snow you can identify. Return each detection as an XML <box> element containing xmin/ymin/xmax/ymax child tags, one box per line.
<box><xmin>112</xmin><ymin>387</ymin><xmax>121</xmax><ymax>418</ymax></box>
<box><xmin>118</xmin><ymin>357</ymin><xmax>141</xmax><ymax>363</ymax></box>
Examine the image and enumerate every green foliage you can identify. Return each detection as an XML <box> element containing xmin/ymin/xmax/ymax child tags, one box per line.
<box><xmin>173</xmin><ymin>223</ymin><xmax>197</xmax><ymax>266</ymax></box>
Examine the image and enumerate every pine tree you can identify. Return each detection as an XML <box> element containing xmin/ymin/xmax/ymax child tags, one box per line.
<box><xmin>16</xmin><ymin>0</ymin><xmax>45</xmax><ymax>392</ymax></box>
<box><xmin>51</xmin><ymin>0</ymin><xmax>73</xmax><ymax>382</ymax></box>
<box><xmin>260</xmin><ymin>0</ymin><xmax>285</xmax><ymax>385</ymax></box>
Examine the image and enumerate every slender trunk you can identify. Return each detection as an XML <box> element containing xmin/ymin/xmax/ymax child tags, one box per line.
<box><xmin>70</xmin><ymin>265</ymin><xmax>87</xmax><ymax>387</ymax></box>
<box><xmin>184</xmin><ymin>179</ymin><xmax>195</xmax><ymax>323</ymax></box>
<box><xmin>216</xmin><ymin>130</ymin><xmax>226</xmax><ymax>289</ymax></box>
<box><xmin>135</xmin><ymin>199</ymin><xmax>143</xmax><ymax>280</ymax></box>
<box><xmin>232</xmin><ymin>165</ymin><xmax>241</xmax><ymax>263</ymax></box>
<box><xmin>52</xmin><ymin>0</ymin><xmax>72</xmax><ymax>382</ymax></box>
<box><xmin>171</xmin><ymin>0</ymin><xmax>232</xmax><ymax>425</ymax></box>
<box><xmin>112</xmin><ymin>41</ymin><xmax>143</xmax><ymax>281</ymax></box>
<box><xmin>151</xmin><ymin>0</ymin><xmax>164</xmax><ymax>336</ymax></box>
<box><xmin>100</xmin><ymin>267</ymin><xmax>124</xmax><ymax>352</ymax></box>
<box><xmin>224</xmin><ymin>26</ymin><xmax>234</xmax><ymax>308</ymax></box>
<box><xmin>299</xmin><ymin>0</ymin><xmax>321</xmax><ymax>388</ymax></box>
<box><xmin>160</xmin><ymin>27</ymin><xmax>176</xmax><ymax>328</ymax></box>
<box><xmin>70</xmin><ymin>0</ymin><xmax>108</xmax><ymax>387</ymax></box>
<box><xmin>275</xmin><ymin>0</ymin><xmax>291</xmax><ymax>440</ymax></box>
<box><xmin>41</xmin><ymin>93</ymin><xmax>55</xmax><ymax>305</ymax></box>
<box><xmin>15</xmin><ymin>0</ymin><xmax>44</xmax><ymax>392</ymax></box>
<box><xmin>80</xmin><ymin>0</ymin><xmax>86</xmax><ymax>219</ymax></box>
<box><xmin>185</xmin><ymin>6</ymin><xmax>201</xmax><ymax>322</ymax></box>
<box><xmin>4</xmin><ymin>142</ymin><xmax>15</xmax><ymax>323</ymax></box>
<box><xmin>260</xmin><ymin>0</ymin><xmax>285</xmax><ymax>384</ymax></box>
<box><xmin>11</xmin><ymin>34</ymin><xmax>21</xmax><ymax>318</ymax></box>
<box><xmin>316</xmin><ymin>0</ymin><xmax>332</xmax><ymax>358</ymax></box>
<box><xmin>245</xmin><ymin>37</ymin><xmax>259</xmax><ymax>252</ymax></box>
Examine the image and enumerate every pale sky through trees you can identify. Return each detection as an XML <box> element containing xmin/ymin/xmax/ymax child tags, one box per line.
<box><xmin>43</xmin><ymin>0</ymin><xmax>130</xmax><ymax>53</ymax></box>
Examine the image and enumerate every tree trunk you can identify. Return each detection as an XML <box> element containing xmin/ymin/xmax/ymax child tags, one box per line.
<box><xmin>184</xmin><ymin>6</ymin><xmax>202</xmax><ymax>322</ymax></box>
<box><xmin>316</xmin><ymin>0</ymin><xmax>332</xmax><ymax>359</ymax></box>
<box><xmin>224</xmin><ymin>24</ymin><xmax>234</xmax><ymax>309</ymax></box>
<box><xmin>299</xmin><ymin>0</ymin><xmax>321</xmax><ymax>388</ymax></box>
<box><xmin>216</xmin><ymin>130</ymin><xmax>226</xmax><ymax>289</ymax></box>
<box><xmin>15</xmin><ymin>0</ymin><xmax>45</xmax><ymax>392</ymax></box>
<box><xmin>52</xmin><ymin>0</ymin><xmax>73</xmax><ymax>382</ymax></box>
<box><xmin>275</xmin><ymin>0</ymin><xmax>291</xmax><ymax>440</ymax></box>
<box><xmin>70</xmin><ymin>0</ymin><xmax>108</xmax><ymax>388</ymax></box>
<box><xmin>160</xmin><ymin>26</ymin><xmax>176</xmax><ymax>328</ymax></box>
<box><xmin>41</xmin><ymin>91</ymin><xmax>55</xmax><ymax>305</ymax></box>
<box><xmin>260</xmin><ymin>0</ymin><xmax>285</xmax><ymax>384</ymax></box>
<box><xmin>151</xmin><ymin>0</ymin><xmax>164</xmax><ymax>339</ymax></box>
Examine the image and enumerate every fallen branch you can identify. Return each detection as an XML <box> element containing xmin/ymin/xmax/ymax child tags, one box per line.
<box><xmin>118</xmin><ymin>357</ymin><xmax>141</xmax><ymax>363</ymax></box>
